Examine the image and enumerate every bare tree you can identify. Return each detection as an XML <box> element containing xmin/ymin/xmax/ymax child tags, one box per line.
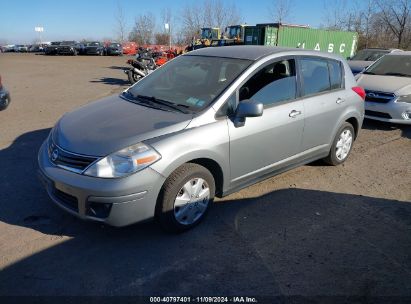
<box><xmin>323</xmin><ymin>0</ymin><xmax>350</xmax><ymax>30</ymax></box>
<box><xmin>360</xmin><ymin>0</ymin><xmax>376</xmax><ymax>48</ymax></box>
<box><xmin>180</xmin><ymin>0</ymin><xmax>242</xmax><ymax>44</ymax></box>
<box><xmin>181</xmin><ymin>3</ymin><xmax>204</xmax><ymax>42</ymax></box>
<box><xmin>376</xmin><ymin>0</ymin><xmax>411</xmax><ymax>48</ymax></box>
<box><xmin>129</xmin><ymin>13</ymin><xmax>156</xmax><ymax>45</ymax></box>
<box><xmin>268</xmin><ymin>0</ymin><xmax>293</xmax><ymax>23</ymax></box>
<box><xmin>115</xmin><ymin>2</ymin><xmax>127</xmax><ymax>43</ymax></box>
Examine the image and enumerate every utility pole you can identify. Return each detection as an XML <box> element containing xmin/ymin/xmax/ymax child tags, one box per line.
<box><xmin>35</xmin><ymin>26</ymin><xmax>44</xmax><ymax>43</ymax></box>
<box><xmin>165</xmin><ymin>23</ymin><xmax>171</xmax><ymax>50</ymax></box>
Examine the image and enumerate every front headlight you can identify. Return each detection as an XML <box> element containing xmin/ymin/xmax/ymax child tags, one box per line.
<box><xmin>397</xmin><ymin>94</ymin><xmax>411</xmax><ymax>103</ymax></box>
<box><xmin>84</xmin><ymin>142</ymin><xmax>161</xmax><ymax>178</ymax></box>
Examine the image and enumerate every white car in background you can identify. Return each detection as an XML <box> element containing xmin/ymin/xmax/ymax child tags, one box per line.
<box><xmin>356</xmin><ymin>52</ymin><xmax>411</xmax><ymax>124</ymax></box>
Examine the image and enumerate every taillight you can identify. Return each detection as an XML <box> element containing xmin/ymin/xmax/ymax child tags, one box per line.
<box><xmin>352</xmin><ymin>86</ymin><xmax>366</xmax><ymax>101</ymax></box>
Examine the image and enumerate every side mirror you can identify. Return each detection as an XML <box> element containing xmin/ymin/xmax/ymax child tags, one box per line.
<box><xmin>233</xmin><ymin>99</ymin><xmax>263</xmax><ymax>128</ymax></box>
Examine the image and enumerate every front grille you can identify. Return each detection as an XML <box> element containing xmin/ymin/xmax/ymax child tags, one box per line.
<box><xmin>48</xmin><ymin>138</ymin><xmax>98</xmax><ymax>172</ymax></box>
<box><xmin>365</xmin><ymin>90</ymin><xmax>395</xmax><ymax>103</ymax></box>
<box><xmin>52</xmin><ymin>187</ymin><xmax>79</xmax><ymax>212</ymax></box>
<box><xmin>365</xmin><ymin>110</ymin><xmax>392</xmax><ymax>119</ymax></box>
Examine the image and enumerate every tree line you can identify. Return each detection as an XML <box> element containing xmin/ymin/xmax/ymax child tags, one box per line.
<box><xmin>323</xmin><ymin>0</ymin><xmax>410</xmax><ymax>49</ymax></box>
<box><xmin>117</xmin><ymin>0</ymin><xmax>411</xmax><ymax>50</ymax></box>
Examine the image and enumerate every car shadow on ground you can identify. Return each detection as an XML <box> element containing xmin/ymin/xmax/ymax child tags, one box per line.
<box><xmin>107</xmin><ymin>65</ymin><xmax>127</xmax><ymax>70</ymax></box>
<box><xmin>362</xmin><ymin>118</ymin><xmax>411</xmax><ymax>139</ymax></box>
<box><xmin>1</xmin><ymin>129</ymin><xmax>411</xmax><ymax>297</ymax></box>
<box><xmin>90</xmin><ymin>77</ymin><xmax>130</xmax><ymax>86</ymax></box>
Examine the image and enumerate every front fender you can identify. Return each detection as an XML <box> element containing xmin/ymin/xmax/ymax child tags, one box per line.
<box><xmin>147</xmin><ymin>118</ymin><xmax>230</xmax><ymax>193</ymax></box>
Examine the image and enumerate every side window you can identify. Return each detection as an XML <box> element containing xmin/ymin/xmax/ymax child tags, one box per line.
<box><xmin>328</xmin><ymin>60</ymin><xmax>343</xmax><ymax>90</ymax></box>
<box><xmin>239</xmin><ymin>59</ymin><xmax>297</xmax><ymax>106</ymax></box>
<box><xmin>300</xmin><ymin>58</ymin><xmax>331</xmax><ymax>96</ymax></box>
<box><xmin>217</xmin><ymin>93</ymin><xmax>237</xmax><ymax>117</ymax></box>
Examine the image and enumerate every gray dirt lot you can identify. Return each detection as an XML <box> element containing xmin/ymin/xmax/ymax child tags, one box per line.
<box><xmin>0</xmin><ymin>53</ymin><xmax>410</xmax><ymax>299</ymax></box>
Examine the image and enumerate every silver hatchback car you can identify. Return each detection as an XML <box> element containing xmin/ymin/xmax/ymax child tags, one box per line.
<box><xmin>38</xmin><ymin>46</ymin><xmax>365</xmax><ymax>232</ymax></box>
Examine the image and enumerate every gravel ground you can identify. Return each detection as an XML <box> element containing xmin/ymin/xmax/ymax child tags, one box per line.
<box><xmin>0</xmin><ymin>53</ymin><xmax>410</xmax><ymax>300</ymax></box>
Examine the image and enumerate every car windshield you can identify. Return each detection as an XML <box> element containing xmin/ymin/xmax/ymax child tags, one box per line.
<box><xmin>351</xmin><ymin>49</ymin><xmax>390</xmax><ymax>61</ymax></box>
<box><xmin>110</xmin><ymin>43</ymin><xmax>121</xmax><ymax>47</ymax></box>
<box><xmin>87</xmin><ymin>42</ymin><xmax>100</xmax><ymax>46</ymax></box>
<box><xmin>61</xmin><ymin>41</ymin><xmax>75</xmax><ymax>45</ymax></box>
<box><xmin>127</xmin><ymin>55</ymin><xmax>251</xmax><ymax>112</ymax></box>
<box><xmin>364</xmin><ymin>55</ymin><xmax>411</xmax><ymax>77</ymax></box>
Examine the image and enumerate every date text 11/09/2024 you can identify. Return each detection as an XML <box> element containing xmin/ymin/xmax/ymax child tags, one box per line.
<box><xmin>149</xmin><ymin>296</ymin><xmax>258</xmax><ymax>303</ymax></box>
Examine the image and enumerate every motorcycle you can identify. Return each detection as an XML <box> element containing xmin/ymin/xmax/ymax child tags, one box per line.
<box><xmin>124</xmin><ymin>49</ymin><xmax>158</xmax><ymax>84</ymax></box>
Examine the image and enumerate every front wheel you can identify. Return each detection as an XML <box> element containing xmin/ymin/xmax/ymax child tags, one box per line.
<box><xmin>156</xmin><ymin>163</ymin><xmax>215</xmax><ymax>233</ymax></box>
<box><xmin>323</xmin><ymin>122</ymin><xmax>355</xmax><ymax>166</ymax></box>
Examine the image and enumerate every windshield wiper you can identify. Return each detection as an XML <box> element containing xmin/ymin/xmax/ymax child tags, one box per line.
<box><xmin>383</xmin><ymin>72</ymin><xmax>411</xmax><ymax>77</ymax></box>
<box><xmin>136</xmin><ymin>95</ymin><xmax>190</xmax><ymax>114</ymax></box>
<box><xmin>121</xmin><ymin>91</ymin><xmax>164</xmax><ymax>111</ymax></box>
<box><xmin>362</xmin><ymin>71</ymin><xmax>376</xmax><ymax>75</ymax></box>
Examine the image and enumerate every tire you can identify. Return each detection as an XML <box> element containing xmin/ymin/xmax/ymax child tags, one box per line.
<box><xmin>0</xmin><ymin>92</ymin><xmax>10</xmax><ymax>111</ymax></box>
<box><xmin>323</xmin><ymin>122</ymin><xmax>355</xmax><ymax>166</ymax></box>
<box><xmin>156</xmin><ymin>163</ymin><xmax>215</xmax><ymax>233</ymax></box>
<box><xmin>127</xmin><ymin>70</ymin><xmax>140</xmax><ymax>84</ymax></box>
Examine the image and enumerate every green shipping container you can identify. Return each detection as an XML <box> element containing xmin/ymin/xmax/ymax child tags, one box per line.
<box><xmin>244</xmin><ymin>24</ymin><xmax>358</xmax><ymax>59</ymax></box>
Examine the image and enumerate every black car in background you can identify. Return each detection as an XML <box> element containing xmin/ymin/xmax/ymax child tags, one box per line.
<box><xmin>45</xmin><ymin>42</ymin><xmax>61</xmax><ymax>55</ymax></box>
<box><xmin>57</xmin><ymin>41</ymin><xmax>81</xmax><ymax>55</ymax></box>
<box><xmin>84</xmin><ymin>41</ymin><xmax>105</xmax><ymax>55</ymax></box>
<box><xmin>105</xmin><ymin>42</ymin><xmax>123</xmax><ymax>56</ymax></box>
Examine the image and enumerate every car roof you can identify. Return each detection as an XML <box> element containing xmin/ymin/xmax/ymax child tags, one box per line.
<box><xmin>186</xmin><ymin>45</ymin><xmax>342</xmax><ymax>61</ymax></box>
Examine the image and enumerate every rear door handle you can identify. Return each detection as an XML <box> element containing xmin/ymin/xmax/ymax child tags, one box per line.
<box><xmin>289</xmin><ymin>110</ymin><xmax>302</xmax><ymax>118</ymax></box>
<box><xmin>336</xmin><ymin>98</ymin><xmax>345</xmax><ymax>104</ymax></box>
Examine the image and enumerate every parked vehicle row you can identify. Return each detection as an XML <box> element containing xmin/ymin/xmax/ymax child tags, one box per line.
<box><xmin>43</xmin><ymin>41</ymin><xmax>123</xmax><ymax>56</ymax></box>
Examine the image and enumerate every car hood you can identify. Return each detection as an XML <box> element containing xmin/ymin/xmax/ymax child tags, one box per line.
<box><xmin>348</xmin><ymin>60</ymin><xmax>372</xmax><ymax>71</ymax></box>
<box><xmin>53</xmin><ymin>94</ymin><xmax>193</xmax><ymax>156</ymax></box>
<box><xmin>356</xmin><ymin>74</ymin><xmax>411</xmax><ymax>95</ymax></box>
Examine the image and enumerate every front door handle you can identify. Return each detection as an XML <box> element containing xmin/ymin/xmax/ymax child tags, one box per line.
<box><xmin>336</xmin><ymin>98</ymin><xmax>345</xmax><ymax>104</ymax></box>
<box><xmin>289</xmin><ymin>110</ymin><xmax>302</xmax><ymax>118</ymax></box>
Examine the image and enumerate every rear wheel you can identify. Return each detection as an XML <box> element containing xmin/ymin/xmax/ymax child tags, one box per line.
<box><xmin>324</xmin><ymin>122</ymin><xmax>355</xmax><ymax>165</ymax></box>
<box><xmin>0</xmin><ymin>94</ymin><xmax>10</xmax><ymax>111</ymax></box>
<box><xmin>156</xmin><ymin>163</ymin><xmax>215</xmax><ymax>233</ymax></box>
<box><xmin>127</xmin><ymin>70</ymin><xmax>141</xmax><ymax>84</ymax></box>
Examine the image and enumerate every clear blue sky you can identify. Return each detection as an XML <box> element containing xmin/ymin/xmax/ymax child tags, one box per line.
<box><xmin>1</xmin><ymin>0</ymin><xmax>339</xmax><ymax>44</ymax></box>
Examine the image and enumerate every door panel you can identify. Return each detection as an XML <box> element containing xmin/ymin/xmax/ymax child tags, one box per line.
<box><xmin>301</xmin><ymin>90</ymin><xmax>349</xmax><ymax>150</ymax></box>
<box><xmin>228</xmin><ymin>100</ymin><xmax>304</xmax><ymax>184</ymax></box>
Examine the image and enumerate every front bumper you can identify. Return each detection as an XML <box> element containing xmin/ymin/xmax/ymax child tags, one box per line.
<box><xmin>108</xmin><ymin>49</ymin><xmax>122</xmax><ymax>55</ymax></box>
<box><xmin>365</xmin><ymin>100</ymin><xmax>411</xmax><ymax>125</ymax></box>
<box><xmin>85</xmin><ymin>48</ymin><xmax>102</xmax><ymax>55</ymax></box>
<box><xmin>38</xmin><ymin>141</ymin><xmax>166</xmax><ymax>226</ymax></box>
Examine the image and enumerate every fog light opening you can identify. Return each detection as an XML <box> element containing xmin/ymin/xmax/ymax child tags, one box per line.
<box><xmin>402</xmin><ymin>111</ymin><xmax>411</xmax><ymax>120</ymax></box>
<box><xmin>87</xmin><ymin>202</ymin><xmax>112</xmax><ymax>219</ymax></box>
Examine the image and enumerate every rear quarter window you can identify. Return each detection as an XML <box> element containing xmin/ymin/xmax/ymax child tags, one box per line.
<box><xmin>328</xmin><ymin>60</ymin><xmax>343</xmax><ymax>90</ymax></box>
